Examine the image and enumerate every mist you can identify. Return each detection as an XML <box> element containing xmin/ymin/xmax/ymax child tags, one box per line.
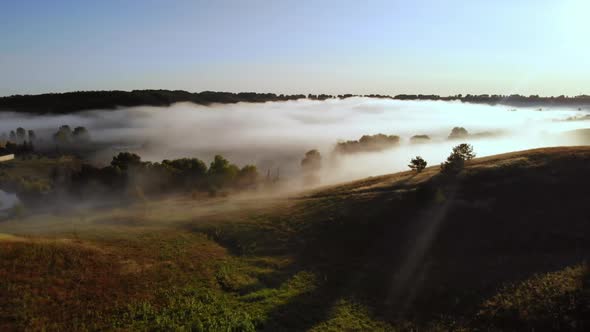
<box><xmin>2</xmin><ymin>98</ymin><xmax>589</xmax><ymax>186</ymax></box>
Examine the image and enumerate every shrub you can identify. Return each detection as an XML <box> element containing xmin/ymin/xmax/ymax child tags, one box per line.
<box><xmin>408</xmin><ymin>156</ymin><xmax>427</xmax><ymax>173</ymax></box>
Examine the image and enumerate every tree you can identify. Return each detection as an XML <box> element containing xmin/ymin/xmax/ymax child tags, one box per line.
<box><xmin>9</xmin><ymin>131</ymin><xmax>16</xmax><ymax>142</ymax></box>
<box><xmin>301</xmin><ymin>149</ymin><xmax>322</xmax><ymax>186</ymax></box>
<box><xmin>27</xmin><ymin>130</ymin><xmax>36</xmax><ymax>142</ymax></box>
<box><xmin>73</xmin><ymin>126</ymin><xmax>90</xmax><ymax>142</ymax></box>
<box><xmin>237</xmin><ymin>165</ymin><xmax>259</xmax><ymax>188</ymax></box>
<box><xmin>448</xmin><ymin>127</ymin><xmax>469</xmax><ymax>139</ymax></box>
<box><xmin>408</xmin><ymin>156</ymin><xmax>427</xmax><ymax>173</ymax></box>
<box><xmin>111</xmin><ymin>152</ymin><xmax>142</xmax><ymax>171</ymax></box>
<box><xmin>53</xmin><ymin>125</ymin><xmax>73</xmax><ymax>145</ymax></box>
<box><xmin>451</xmin><ymin>143</ymin><xmax>476</xmax><ymax>160</ymax></box>
<box><xmin>441</xmin><ymin>144</ymin><xmax>475</xmax><ymax>174</ymax></box>
<box><xmin>208</xmin><ymin>155</ymin><xmax>238</xmax><ymax>188</ymax></box>
<box><xmin>59</xmin><ymin>125</ymin><xmax>72</xmax><ymax>133</ymax></box>
<box><xmin>410</xmin><ymin>135</ymin><xmax>431</xmax><ymax>144</ymax></box>
<box><xmin>301</xmin><ymin>150</ymin><xmax>322</xmax><ymax>172</ymax></box>
<box><xmin>16</xmin><ymin>127</ymin><xmax>26</xmax><ymax>143</ymax></box>
<box><xmin>209</xmin><ymin>155</ymin><xmax>230</xmax><ymax>176</ymax></box>
<box><xmin>163</xmin><ymin>158</ymin><xmax>207</xmax><ymax>177</ymax></box>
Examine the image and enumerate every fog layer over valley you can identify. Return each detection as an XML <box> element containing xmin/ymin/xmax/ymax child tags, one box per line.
<box><xmin>2</xmin><ymin>98</ymin><xmax>589</xmax><ymax>186</ymax></box>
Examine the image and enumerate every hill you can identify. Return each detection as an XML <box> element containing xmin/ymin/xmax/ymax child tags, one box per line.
<box><xmin>1</xmin><ymin>146</ymin><xmax>590</xmax><ymax>330</ymax></box>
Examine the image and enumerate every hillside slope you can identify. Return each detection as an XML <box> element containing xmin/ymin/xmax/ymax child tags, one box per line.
<box><xmin>293</xmin><ymin>146</ymin><xmax>590</xmax><ymax>328</ymax></box>
<box><xmin>1</xmin><ymin>146</ymin><xmax>590</xmax><ymax>330</ymax></box>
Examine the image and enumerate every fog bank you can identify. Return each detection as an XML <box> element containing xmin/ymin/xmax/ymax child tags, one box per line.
<box><xmin>2</xmin><ymin>98</ymin><xmax>589</xmax><ymax>186</ymax></box>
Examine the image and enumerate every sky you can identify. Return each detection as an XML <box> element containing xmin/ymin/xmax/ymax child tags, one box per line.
<box><xmin>1</xmin><ymin>0</ymin><xmax>589</xmax><ymax>97</ymax></box>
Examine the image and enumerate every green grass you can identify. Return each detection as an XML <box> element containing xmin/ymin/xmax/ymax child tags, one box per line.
<box><xmin>308</xmin><ymin>299</ymin><xmax>395</xmax><ymax>332</ymax></box>
<box><xmin>477</xmin><ymin>264</ymin><xmax>590</xmax><ymax>330</ymax></box>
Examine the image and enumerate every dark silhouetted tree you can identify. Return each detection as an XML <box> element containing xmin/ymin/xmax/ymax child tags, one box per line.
<box><xmin>452</xmin><ymin>143</ymin><xmax>476</xmax><ymax>160</ymax></box>
<box><xmin>409</xmin><ymin>156</ymin><xmax>427</xmax><ymax>173</ymax></box>
<box><xmin>441</xmin><ymin>143</ymin><xmax>475</xmax><ymax>174</ymax></box>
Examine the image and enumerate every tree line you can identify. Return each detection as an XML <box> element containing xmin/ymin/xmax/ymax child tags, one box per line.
<box><xmin>0</xmin><ymin>125</ymin><xmax>94</xmax><ymax>157</ymax></box>
<box><xmin>2</xmin><ymin>90</ymin><xmax>589</xmax><ymax>114</ymax></box>
<box><xmin>0</xmin><ymin>127</ymin><xmax>36</xmax><ymax>156</ymax></box>
<box><xmin>0</xmin><ymin>90</ymin><xmax>308</xmax><ymax>114</ymax></box>
<box><xmin>0</xmin><ymin>151</ymin><xmax>261</xmax><ymax>208</ymax></box>
<box><xmin>72</xmin><ymin>152</ymin><xmax>259</xmax><ymax>198</ymax></box>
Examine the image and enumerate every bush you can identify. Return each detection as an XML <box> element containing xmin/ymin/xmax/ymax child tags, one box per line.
<box><xmin>408</xmin><ymin>156</ymin><xmax>427</xmax><ymax>173</ymax></box>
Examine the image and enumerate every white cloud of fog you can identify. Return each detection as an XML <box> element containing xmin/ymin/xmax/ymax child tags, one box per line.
<box><xmin>1</xmin><ymin>98</ymin><xmax>589</xmax><ymax>186</ymax></box>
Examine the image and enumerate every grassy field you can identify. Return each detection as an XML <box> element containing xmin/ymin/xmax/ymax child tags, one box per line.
<box><xmin>1</xmin><ymin>146</ymin><xmax>590</xmax><ymax>330</ymax></box>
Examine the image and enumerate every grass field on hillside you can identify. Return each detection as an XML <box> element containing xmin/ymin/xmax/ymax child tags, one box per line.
<box><xmin>1</xmin><ymin>146</ymin><xmax>590</xmax><ymax>330</ymax></box>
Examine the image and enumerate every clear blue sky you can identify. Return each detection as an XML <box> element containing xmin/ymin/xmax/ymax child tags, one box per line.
<box><xmin>1</xmin><ymin>0</ymin><xmax>588</xmax><ymax>96</ymax></box>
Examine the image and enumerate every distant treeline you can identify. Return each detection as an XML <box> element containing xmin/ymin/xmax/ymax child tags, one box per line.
<box><xmin>0</xmin><ymin>90</ymin><xmax>308</xmax><ymax>114</ymax></box>
<box><xmin>393</xmin><ymin>94</ymin><xmax>590</xmax><ymax>108</ymax></box>
<box><xmin>1</xmin><ymin>90</ymin><xmax>590</xmax><ymax>114</ymax></box>
<box><xmin>72</xmin><ymin>152</ymin><xmax>260</xmax><ymax>197</ymax></box>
